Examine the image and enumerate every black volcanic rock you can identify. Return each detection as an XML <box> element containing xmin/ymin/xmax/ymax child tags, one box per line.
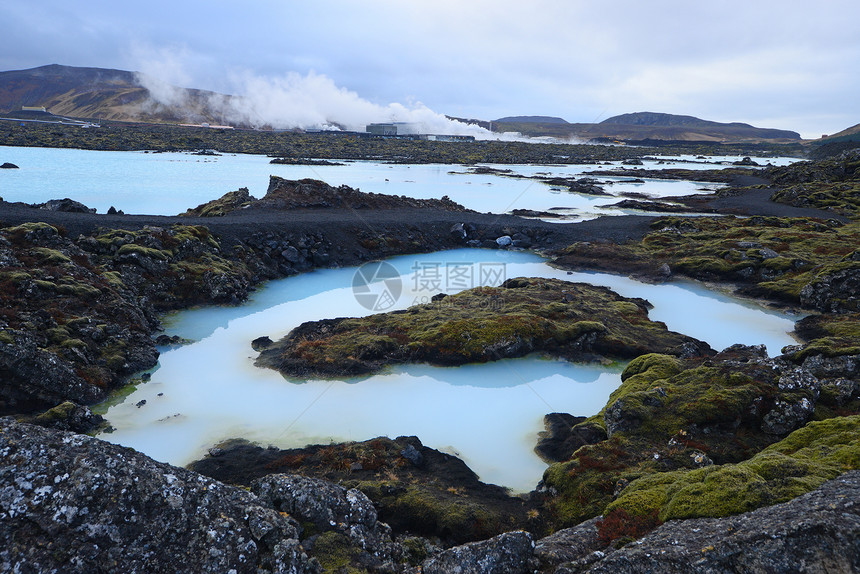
<box><xmin>257</xmin><ymin>177</ymin><xmax>471</xmax><ymax>212</ymax></box>
<box><xmin>0</xmin><ymin>418</ymin><xmax>314</xmax><ymax>573</ymax></box>
<box><xmin>35</xmin><ymin>197</ymin><xmax>96</xmax><ymax>213</ymax></box>
<box><xmin>535</xmin><ymin>414</ymin><xmax>607</xmax><ymax>463</ymax></box>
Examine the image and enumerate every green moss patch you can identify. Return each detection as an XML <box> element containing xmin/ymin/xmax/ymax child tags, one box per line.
<box><xmin>117</xmin><ymin>243</ymin><xmax>170</xmax><ymax>261</ymax></box>
<box><xmin>309</xmin><ymin>531</ymin><xmax>365</xmax><ymax>573</ymax></box>
<box><xmin>29</xmin><ymin>247</ymin><xmax>72</xmax><ymax>264</ymax></box>
<box><xmin>606</xmin><ymin>415</ymin><xmax>860</xmax><ymax>522</ymax></box>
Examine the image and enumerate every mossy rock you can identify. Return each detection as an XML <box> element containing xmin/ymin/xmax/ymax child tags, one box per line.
<box><xmin>771</xmin><ymin>180</ymin><xmax>860</xmax><ymax>217</ymax></box>
<box><xmin>3</xmin><ymin>222</ymin><xmax>60</xmax><ymax>244</ymax></box>
<box><xmin>256</xmin><ymin>278</ymin><xmax>710</xmax><ymax>378</ymax></box>
<box><xmin>117</xmin><ymin>243</ymin><xmax>171</xmax><ymax>261</ymax></box>
<box><xmin>355</xmin><ymin>481</ymin><xmax>519</xmax><ymax>545</ymax></box>
<box><xmin>606</xmin><ymin>415</ymin><xmax>860</xmax><ymax>522</ymax></box>
<box><xmin>45</xmin><ymin>327</ymin><xmax>71</xmax><ymax>343</ymax></box>
<box><xmin>57</xmin><ymin>282</ymin><xmax>102</xmax><ymax>298</ymax></box>
<box><xmin>541</xmin><ymin>351</ymin><xmax>824</xmax><ymax>528</ymax></box>
<box><xmin>554</xmin><ymin>217</ymin><xmax>860</xmax><ymax>309</ymax></box>
<box><xmin>31</xmin><ymin>400</ymin><xmax>78</xmax><ymax>423</ymax></box>
<box><xmin>1</xmin><ymin>271</ymin><xmax>32</xmax><ymax>284</ymax></box>
<box><xmin>171</xmin><ymin>224</ymin><xmax>221</xmax><ymax>249</ymax></box>
<box><xmin>180</xmin><ymin>189</ymin><xmax>255</xmax><ymax>218</ymax></box>
<box><xmin>29</xmin><ymin>247</ymin><xmax>72</xmax><ymax>264</ymax></box>
<box><xmin>100</xmin><ymin>270</ymin><xmax>126</xmax><ymax>290</ymax></box>
<box><xmin>600</xmin><ymin>354</ymin><xmax>780</xmax><ymax>444</ymax></box>
<box><xmin>787</xmin><ymin>312</ymin><xmax>860</xmax><ymax>361</ymax></box>
<box><xmin>60</xmin><ymin>338</ymin><xmax>87</xmax><ymax>349</ymax></box>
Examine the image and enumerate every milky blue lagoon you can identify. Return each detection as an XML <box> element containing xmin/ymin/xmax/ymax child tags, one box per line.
<box><xmin>1</xmin><ymin>146</ymin><xmax>801</xmax><ymax>491</ymax></box>
<box><xmin>99</xmin><ymin>249</ymin><xmax>798</xmax><ymax>492</ymax></box>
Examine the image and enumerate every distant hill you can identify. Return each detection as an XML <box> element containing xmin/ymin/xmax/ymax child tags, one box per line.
<box><xmin>493</xmin><ymin>111</ymin><xmax>801</xmax><ymax>143</ymax></box>
<box><xmin>493</xmin><ymin>116</ymin><xmax>569</xmax><ymax>124</ymax></box>
<box><xmin>807</xmin><ymin>122</ymin><xmax>860</xmax><ymax>159</ymax></box>
<box><xmin>0</xmin><ymin>64</ymin><xmax>232</xmax><ymax>125</ymax></box>
<box><xmin>818</xmin><ymin>123</ymin><xmax>860</xmax><ymax>142</ymax></box>
<box><xmin>600</xmin><ymin>111</ymin><xmax>755</xmax><ymax>128</ymax></box>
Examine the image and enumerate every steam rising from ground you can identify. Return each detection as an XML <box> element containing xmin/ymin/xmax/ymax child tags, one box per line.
<box><xmin>135</xmin><ymin>67</ymin><xmax>500</xmax><ymax>139</ymax></box>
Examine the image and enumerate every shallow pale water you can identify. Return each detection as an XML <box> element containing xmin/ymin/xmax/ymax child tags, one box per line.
<box><xmin>0</xmin><ymin>146</ymin><xmax>794</xmax><ymax>219</ymax></box>
<box><xmin>99</xmin><ymin>249</ymin><xmax>799</xmax><ymax>492</ymax></box>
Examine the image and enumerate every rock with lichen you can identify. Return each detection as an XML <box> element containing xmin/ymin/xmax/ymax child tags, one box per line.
<box><xmin>421</xmin><ymin>530</ymin><xmax>535</xmax><ymax>574</ymax></box>
<box><xmin>253</xmin><ymin>474</ymin><xmax>402</xmax><ymax>571</ymax></box>
<box><xmin>0</xmin><ymin>418</ymin><xmax>315</xmax><ymax>573</ymax></box>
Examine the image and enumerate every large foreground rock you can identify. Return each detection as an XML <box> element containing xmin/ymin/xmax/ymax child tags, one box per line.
<box><xmin>565</xmin><ymin>470</ymin><xmax>860</xmax><ymax>573</ymax></box>
<box><xmin>0</xmin><ymin>418</ymin><xmax>314</xmax><ymax>573</ymax></box>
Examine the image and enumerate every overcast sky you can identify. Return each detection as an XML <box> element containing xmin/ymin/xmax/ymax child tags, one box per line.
<box><xmin>2</xmin><ymin>1</ymin><xmax>858</xmax><ymax>138</ymax></box>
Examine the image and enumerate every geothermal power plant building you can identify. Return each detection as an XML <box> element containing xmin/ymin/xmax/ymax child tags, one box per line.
<box><xmin>365</xmin><ymin>122</ymin><xmax>474</xmax><ymax>141</ymax></box>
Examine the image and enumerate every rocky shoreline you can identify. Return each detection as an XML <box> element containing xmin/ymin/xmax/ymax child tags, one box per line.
<box><xmin>1</xmin><ymin>151</ymin><xmax>859</xmax><ymax>571</ymax></box>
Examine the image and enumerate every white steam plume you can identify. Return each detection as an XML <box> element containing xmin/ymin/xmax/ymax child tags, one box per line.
<box><xmin>132</xmin><ymin>55</ymin><xmax>519</xmax><ymax>139</ymax></box>
<box><xmin>218</xmin><ymin>70</ymin><xmax>497</xmax><ymax>138</ymax></box>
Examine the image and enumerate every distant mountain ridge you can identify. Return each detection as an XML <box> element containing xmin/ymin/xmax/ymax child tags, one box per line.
<box><xmin>0</xmin><ymin>64</ymin><xmax>806</xmax><ymax>142</ymax></box>
<box><xmin>601</xmin><ymin>111</ymin><xmax>757</xmax><ymax>129</ymax></box>
<box><xmin>492</xmin><ymin>111</ymin><xmax>801</xmax><ymax>143</ymax></box>
<box><xmin>493</xmin><ymin>116</ymin><xmax>569</xmax><ymax>125</ymax></box>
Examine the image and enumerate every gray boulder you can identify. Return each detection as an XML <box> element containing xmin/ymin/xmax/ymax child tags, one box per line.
<box><xmin>0</xmin><ymin>419</ymin><xmax>314</xmax><ymax>573</ymax></box>
<box><xmin>422</xmin><ymin>530</ymin><xmax>534</xmax><ymax>574</ymax></box>
<box><xmin>800</xmin><ymin>265</ymin><xmax>860</xmax><ymax>312</ymax></box>
<box><xmin>534</xmin><ymin>517</ymin><xmax>604</xmax><ymax>568</ymax></box>
<box><xmin>252</xmin><ymin>474</ymin><xmax>378</xmax><ymax>531</ymax></box>
<box><xmin>252</xmin><ymin>474</ymin><xmax>400</xmax><ymax>567</ymax></box>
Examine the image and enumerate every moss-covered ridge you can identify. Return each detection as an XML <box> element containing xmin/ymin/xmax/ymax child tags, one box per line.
<box><xmin>81</xmin><ymin>223</ymin><xmax>252</xmax><ymax>310</ymax></box>
<box><xmin>766</xmin><ymin>149</ymin><xmax>860</xmax><ymax>217</ymax></box>
<box><xmin>605</xmin><ymin>415</ymin><xmax>860</xmax><ymax>523</ymax></box>
<box><xmin>540</xmin><ymin>345</ymin><xmax>859</xmax><ymax>529</ymax></box>
<box><xmin>555</xmin><ymin>216</ymin><xmax>860</xmax><ymax>311</ymax></box>
<box><xmin>0</xmin><ymin>221</ymin><xmax>256</xmax><ymax>413</ymax></box>
<box><xmin>255</xmin><ymin>277</ymin><xmax>712</xmax><ymax>378</ymax></box>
